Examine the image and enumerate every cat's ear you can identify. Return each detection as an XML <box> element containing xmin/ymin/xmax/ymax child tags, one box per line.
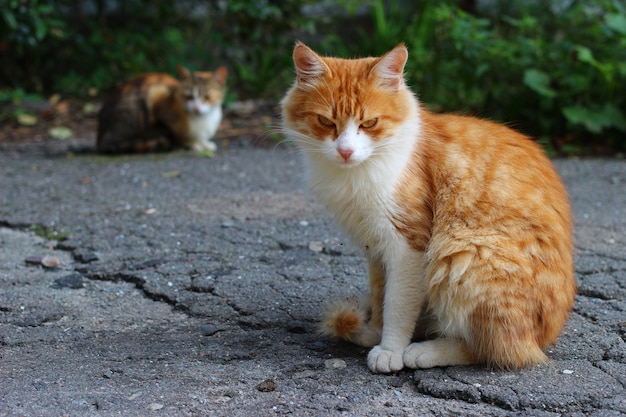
<box><xmin>371</xmin><ymin>44</ymin><xmax>408</xmax><ymax>89</ymax></box>
<box><xmin>213</xmin><ymin>66</ymin><xmax>228</xmax><ymax>85</ymax></box>
<box><xmin>293</xmin><ymin>42</ymin><xmax>330</xmax><ymax>86</ymax></box>
<box><xmin>177</xmin><ymin>65</ymin><xmax>192</xmax><ymax>81</ymax></box>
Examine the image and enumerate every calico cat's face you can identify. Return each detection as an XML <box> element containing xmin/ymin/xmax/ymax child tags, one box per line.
<box><xmin>282</xmin><ymin>43</ymin><xmax>416</xmax><ymax>167</ymax></box>
<box><xmin>177</xmin><ymin>66</ymin><xmax>228</xmax><ymax>115</ymax></box>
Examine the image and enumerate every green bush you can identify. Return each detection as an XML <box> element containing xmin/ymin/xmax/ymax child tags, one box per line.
<box><xmin>381</xmin><ymin>0</ymin><xmax>625</xmax><ymax>153</ymax></box>
<box><xmin>1</xmin><ymin>0</ymin><xmax>624</xmax><ymax>153</ymax></box>
<box><xmin>0</xmin><ymin>0</ymin><xmax>319</xmax><ymax>100</ymax></box>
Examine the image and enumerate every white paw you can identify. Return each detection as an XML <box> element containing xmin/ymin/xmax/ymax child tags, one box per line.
<box><xmin>403</xmin><ymin>341</ymin><xmax>440</xmax><ymax>369</ymax></box>
<box><xmin>193</xmin><ymin>141</ymin><xmax>217</xmax><ymax>152</ymax></box>
<box><xmin>367</xmin><ymin>345</ymin><xmax>404</xmax><ymax>373</ymax></box>
<box><xmin>403</xmin><ymin>338</ymin><xmax>475</xmax><ymax>369</ymax></box>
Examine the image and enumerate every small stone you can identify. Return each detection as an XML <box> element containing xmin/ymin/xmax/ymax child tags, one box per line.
<box><xmin>25</xmin><ymin>255</ymin><xmax>61</xmax><ymax>268</ymax></box>
<box><xmin>102</xmin><ymin>369</ymin><xmax>114</xmax><ymax>379</ymax></box>
<box><xmin>257</xmin><ymin>378</ymin><xmax>276</xmax><ymax>392</ymax></box>
<box><xmin>308</xmin><ymin>241</ymin><xmax>324</xmax><ymax>253</ymax></box>
<box><xmin>309</xmin><ymin>340</ymin><xmax>327</xmax><ymax>351</ymax></box>
<box><xmin>52</xmin><ymin>274</ymin><xmax>84</xmax><ymax>289</ymax></box>
<box><xmin>32</xmin><ymin>381</ymin><xmax>46</xmax><ymax>391</ymax></box>
<box><xmin>127</xmin><ymin>391</ymin><xmax>143</xmax><ymax>400</ymax></box>
<box><xmin>199</xmin><ymin>324</ymin><xmax>219</xmax><ymax>336</ymax></box>
<box><xmin>562</xmin><ymin>369</ymin><xmax>574</xmax><ymax>374</ymax></box>
<box><xmin>75</xmin><ymin>251</ymin><xmax>99</xmax><ymax>263</ymax></box>
<box><xmin>41</xmin><ymin>255</ymin><xmax>60</xmax><ymax>268</ymax></box>
<box><xmin>25</xmin><ymin>256</ymin><xmax>44</xmax><ymax>265</ymax></box>
<box><xmin>324</xmin><ymin>358</ymin><xmax>347</xmax><ymax>369</ymax></box>
<box><xmin>148</xmin><ymin>403</ymin><xmax>164</xmax><ymax>411</ymax></box>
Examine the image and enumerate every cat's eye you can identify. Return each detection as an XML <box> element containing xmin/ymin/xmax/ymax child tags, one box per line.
<box><xmin>318</xmin><ymin>115</ymin><xmax>335</xmax><ymax>127</ymax></box>
<box><xmin>360</xmin><ymin>118</ymin><xmax>378</xmax><ymax>129</ymax></box>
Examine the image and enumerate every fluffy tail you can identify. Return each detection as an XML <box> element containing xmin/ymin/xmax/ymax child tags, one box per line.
<box><xmin>319</xmin><ymin>296</ymin><xmax>381</xmax><ymax>347</ymax></box>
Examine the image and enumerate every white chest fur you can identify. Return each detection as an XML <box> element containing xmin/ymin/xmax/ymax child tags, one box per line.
<box><xmin>188</xmin><ymin>105</ymin><xmax>222</xmax><ymax>150</ymax></box>
<box><xmin>304</xmin><ymin>119</ymin><xmax>420</xmax><ymax>254</ymax></box>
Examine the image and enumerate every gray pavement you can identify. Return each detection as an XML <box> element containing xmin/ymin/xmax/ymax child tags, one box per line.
<box><xmin>0</xmin><ymin>145</ymin><xmax>624</xmax><ymax>417</ymax></box>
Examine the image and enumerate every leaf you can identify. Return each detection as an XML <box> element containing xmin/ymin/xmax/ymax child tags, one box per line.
<box><xmin>562</xmin><ymin>104</ymin><xmax>626</xmax><ymax>134</ymax></box>
<box><xmin>1</xmin><ymin>9</ymin><xmax>18</xmax><ymax>30</ymax></box>
<box><xmin>197</xmin><ymin>149</ymin><xmax>215</xmax><ymax>158</ymax></box>
<box><xmin>562</xmin><ymin>106</ymin><xmax>603</xmax><ymax>134</ymax></box>
<box><xmin>162</xmin><ymin>170</ymin><xmax>181</xmax><ymax>178</ymax></box>
<box><xmin>48</xmin><ymin>126</ymin><xmax>73</xmax><ymax>140</ymax></box>
<box><xmin>82</xmin><ymin>102</ymin><xmax>97</xmax><ymax>115</ymax></box>
<box><xmin>574</xmin><ymin>45</ymin><xmax>596</xmax><ymax>65</ymax></box>
<box><xmin>606</xmin><ymin>13</ymin><xmax>626</xmax><ymax>35</ymax></box>
<box><xmin>17</xmin><ymin>113</ymin><xmax>37</xmax><ymax>126</ymax></box>
<box><xmin>601</xmin><ymin>103</ymin><xmax>626</xmax><ymax>132</ymax></box>
<box><xmin>523</xmin><ymin>69</ymin><xmax>557</xmax><ymax>98</ymax></box>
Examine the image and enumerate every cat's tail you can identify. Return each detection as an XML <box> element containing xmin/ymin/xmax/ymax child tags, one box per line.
<box><xmin>319</xmin><ymin>296</ymin><xmax>381</xmax><ymax>348</ymax></box>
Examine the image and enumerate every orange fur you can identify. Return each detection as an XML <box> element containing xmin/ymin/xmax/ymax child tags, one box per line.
<box><xmin>97</xmin><ymin>65</ymin><xmax>227</xmax><ymax>153</ymax></box>
<box><xmin>281</xmin><ymin>43</ymin><xmax>575</xmax><ymax>373</ymax></box>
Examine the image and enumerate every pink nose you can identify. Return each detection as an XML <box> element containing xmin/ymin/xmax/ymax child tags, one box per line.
<box><xmin>338</xmin><ymin>148</ymin><xmax>354</xmax><ymax>161</ymax></box>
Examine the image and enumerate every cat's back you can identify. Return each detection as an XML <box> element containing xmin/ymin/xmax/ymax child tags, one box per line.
<box><xmin>121</xmin><ymin>73</ymin><xmax>179</xmax><ymax>104</ymax></box>
<box><xmin>97</xmin><ymin>73</ymin><xmax>179</xmax><ymax>153</ymax></box>
<box><xmin>420</xmin><ymin>111</ymin><xmax>567</xmax><ymax>200</ymax></box>
<box><xmin>416</xmin><ymin>110</ymin><xmax>572</xmax><ymax>275</ymax></box>
<box><xmin>100</xmin><ymin>73</ymin><xmax>179</xmax><ymax>117</ymax></box>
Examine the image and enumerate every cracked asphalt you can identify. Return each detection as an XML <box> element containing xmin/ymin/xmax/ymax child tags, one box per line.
<box><xmin>0</xmin><ymin>144</ymin><xmax>624</xmax><ymax>417</ymax></box>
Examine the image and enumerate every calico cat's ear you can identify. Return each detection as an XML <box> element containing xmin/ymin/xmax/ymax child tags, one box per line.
<box><xmin>371</xmin><ymin>44</ymin><xmax>408</xmax><ymax>89</ymax></box>
<box><xmin>177</xmin><ymin>65</ymin><xmax>192</xmax><ymax>81</ymax></box>
<box><xmin>214</xmin><ymin>66</ymin><xmax>228</xmax><ymax>85</ymax></box>
<box><xmin>293</xmin><ymin>42</ymin><xmax>330</xmax><ymax>86</ymax></box>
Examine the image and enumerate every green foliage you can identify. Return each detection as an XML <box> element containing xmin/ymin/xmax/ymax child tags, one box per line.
<box><xmin>53</xmin><ymin>25</ymin><xmax>189</xmax><ymax>95</ymax></box>
<box><xmin>0</xmin><ymin>0</ymin><xmax>64</xmax><ymax>53</ymax></box>
<box><xmin>0</xmin><ymin>88</ymin><xmax>44</xmax><ymax>123</ymax></box>
<box><xmin>0</xmin><ymin>1</ymin><xmax>197</xmax><ymax>96</ymax></box>
<box><xmin>202</xmin><ymin>0</ymin><xmax>317</xmax><ymax>98</ymax></box>
<box><xmin>0</xmin><ymin>0</ymin><xmax>624</xmax><ymax>153</ymax></box>
<box><xmin>356</xmin><ymin>0</ymin><xmax>626</xmax><ymax>154</ymax></box>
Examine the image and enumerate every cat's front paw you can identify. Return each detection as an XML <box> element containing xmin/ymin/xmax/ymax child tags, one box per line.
<box><xmin>367</xmin><ymin>345</ymin><xmax>404</xmax><ymax>373</ymax></box>
<box><xmin>403</xmin><ymin>341</ymin><xmax>440</xmax><ymax>369</ymax></box>
<box><xmin>403</xmin><ymin>339</ymin><xmax>473</xmax><ymax>369</ymax></box>
<box><xmin>193</xmin><ymin>141</ymin><xmax>217</xmax><ymax>153</ymax></box>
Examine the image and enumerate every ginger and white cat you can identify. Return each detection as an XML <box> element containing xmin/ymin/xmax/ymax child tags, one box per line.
<box><xmin>281</xmin><ymin>42</ymin><xmax>575</xmax><ymax>373</ymax></box>
<box><xmin>97</xmin><ymin>65</ymin><xmax>227</xmax><ymax>153</ymax></box>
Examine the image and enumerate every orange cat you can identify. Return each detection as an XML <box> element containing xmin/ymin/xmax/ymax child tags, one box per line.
<box><xmin>97</xmin><ymin>65</ymin><xmax>227</xmax><ymax>153</ymax></box>
<box><xmin>281</xmin><ymin>42</ymin><xmax>575</xmax><ymax>373</ymax></box>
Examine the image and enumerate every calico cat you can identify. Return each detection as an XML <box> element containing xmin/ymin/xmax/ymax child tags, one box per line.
<box><xmin>97</xmin><ymin>65</ymin><xmax>227</xmax><ymax>153</ymax></box>
<box><xmin>281</xmin><ymin>42</ymin><xmax>575</xmax><ymax>373</ymax></box>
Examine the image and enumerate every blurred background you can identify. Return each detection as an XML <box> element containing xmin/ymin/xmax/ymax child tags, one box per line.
<box><xmin>1</xmin><ymin>0</ymin><xmax>625</xmax><ymax>154</ymax></box>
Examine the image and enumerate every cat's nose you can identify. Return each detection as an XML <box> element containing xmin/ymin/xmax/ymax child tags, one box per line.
<box><xmin>338</xmin><ymin>148</ymin><xmax>354</xmax><ymax>161</ymax></box>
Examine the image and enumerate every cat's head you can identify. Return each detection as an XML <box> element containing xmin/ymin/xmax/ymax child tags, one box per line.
<box><xmin>281</xmin><ymin>42</ymin><xmax>418</xmax><ymax>168</ymax></box>
<box><xmin>177</xmin><ymin>65</ymin><xmax>228</xmax><ymax>115</ymax></box>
